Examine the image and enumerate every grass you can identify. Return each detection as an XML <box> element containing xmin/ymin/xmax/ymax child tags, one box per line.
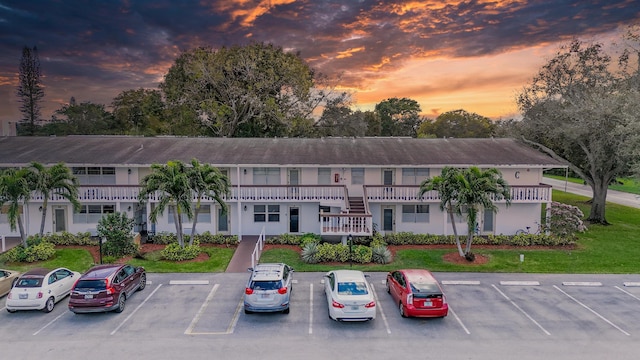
<box><xmin>544</xmin><ymin>174</ymin><xmax>640</xmax><ymax>195</ymax></box>
<box><xmin>2</xmin><ymin>190</ymin><xmax>638</xmax><ymax>274</ymax></box>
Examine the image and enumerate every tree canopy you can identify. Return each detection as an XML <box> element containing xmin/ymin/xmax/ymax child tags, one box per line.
<box><xmin>16</xmin><ymin>46</ymin><xmax>44</xmax><ymax>136</ymax></box>
<box><xmin>418</xmin><ymin>109</ymin><xmax>495</xmax><ymax>138</ymax></box>
<box><xmin>373</xmin><ymin>97</ymin><xmax>422</xmax><ymax>136</ymax></box>
<box><xmin>516</xmin><ymin>38</ymin><xmax>640</xmax><ymax>225</ymax></box>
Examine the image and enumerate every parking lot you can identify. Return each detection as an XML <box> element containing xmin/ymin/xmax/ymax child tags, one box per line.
<box><xmin>2</xmin><ymin>272</ymin><xmax>640</xmax><ymax>359</ymax></box>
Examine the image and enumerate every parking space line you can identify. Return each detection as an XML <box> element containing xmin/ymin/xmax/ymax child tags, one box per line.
<box><xmin>441</xmin><ymin>280</ymin><xmax>481</xmax><ymax>285</ymax></box>
<box><xmin>448</xmin><ymin>306</ymin><xmax>470</xmax><ymax>335</ymax></box>
<box><xmin>170</xmin><ymin>280</ymin><xmax>209</xmax><ymax>285</ymax></box>
<box><xmin>492</xmin><ymin>284</ymin><xmax>551</xmax><ymax>336</ymax></box>
<box><xmin>111</xmin><ymin>284</ymin><xmax>162</xmax><ymax>336</ymax></box>
<box><xmin>614</xmin><ymin>286</ymin><xmax>640</xmax><ymax>301</ymax></box>
<box><xmin>308</xmin><ymin>283</ymin><xmax>313</xmax><ymax>335</ymax></box>
<box><xmin>370</xmin><ymin>283</ymin><xmax>391</xmax><ymax>334</ymax></box>
<box><xmin>562</xmin><ymin>282</ymin><xmax>602</xmax><ymax>286</ymax></box>
<box><xmin>623</xmin><ymin>282</ymin><xmax>640</xmax><ymax>287</ymax></box>
<box><xmin>184</xmin><ymin>283</ymin><xmax>219</xmax><ymax>335</ymax></box>
<box><xmin>500</xmin><ymin>281</ymin><xmax>540</xmax><ymax>286</ymax></box>
<box><xmin>554</xmin><ymin>285</ymin><xmax>630</xmax><ymax>336</ymax></box>
<box><xmin>33</xmin><ymin>311</ymin><xmax>68</xmax><ymax>336</ymax></box>
<box><xmin>226</xmin><ymin>297</ymin><xmax>243</xmax><ymax>334</ymax></box>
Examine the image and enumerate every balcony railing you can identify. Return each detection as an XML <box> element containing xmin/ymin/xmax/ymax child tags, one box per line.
<box><xmin>320</xmin><ymin>212</ymin><xmax>373</xmax><ymax>236</ymax></box>
<box><xmin>30</xmin><ymin>185</ymin><xmax>346</xmax><ymax>203</ymax></box>
<box><xmin>364</xmin><ymin>184</ymin><xmax>551</xmax><ymax>203</ymax></box>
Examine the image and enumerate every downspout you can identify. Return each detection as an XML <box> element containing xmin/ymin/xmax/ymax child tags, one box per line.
<box><xmin>237</xmin><ymin>165</ymin><xmax>242</xmax><ymax>242</ymax></box>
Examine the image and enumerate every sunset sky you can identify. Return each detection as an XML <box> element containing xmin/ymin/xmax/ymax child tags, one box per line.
<box><xmin>0</xmin><ymin>0</ymin><xmax>639</xmax><ymax>125</ymax></box>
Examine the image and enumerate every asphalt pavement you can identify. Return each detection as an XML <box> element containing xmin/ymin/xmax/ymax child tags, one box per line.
<box><xmin>542</xmin><ymin>177</ymin><xmax>640</xmax><ymax>209</ymax></box>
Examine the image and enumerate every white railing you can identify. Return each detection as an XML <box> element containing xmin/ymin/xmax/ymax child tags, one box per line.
<box><xmin>320</xmin><ymin>212</ymin><xmax>373</xmax><ymax>236</ymax></box>
<box><xmin>251</xmin><ymin>226</ymin><xmax>266</xmax><ymax>269</ymax></box>
<box><xmin>364</xmin><ymin>185</ymin><xmax>551</xmax><ymax>203</ymax></box>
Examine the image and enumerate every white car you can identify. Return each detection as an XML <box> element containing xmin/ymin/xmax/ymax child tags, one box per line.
<box><xmin>6</xmin><ymin>267</ymin><xmax>81</xmax><ymax>313</ymax></box>
<box><xmin>324</xmin><ymin>270</ymin><xmax>376</xmax><ymax>321</ymax></box>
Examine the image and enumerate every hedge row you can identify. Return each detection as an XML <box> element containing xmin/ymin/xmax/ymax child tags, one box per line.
<box><xmin>381</xmin><ymin>232</ymin><xmax>575</xmax><ymax>247</ymax></box>
<box><xmin>152</xmin><ymin>231</ymin><xmax>238</xmax><ymax>245</ymax></box>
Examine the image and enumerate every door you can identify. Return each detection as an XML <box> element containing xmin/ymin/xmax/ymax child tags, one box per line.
<box><xmin>382</xmin><ymin>206</ymin><xmax>395</xmax><ymax>232</ymax></box>
<box><xmin>482</xmin><ymin>209</ymin><xmax>494</xmax><ymax>233</ymax></box>
<box><xmin>288</xmin><ymin>169</ymin><xmax>300</xmax><ymax>198</ymax></box>
<box><xmin>289</xmin><ymin>207</ymin><xmax>299</xmax><ymax>233</ymax></box>
<box><xmin>54</xmin><ymin>208</ymin><xmax>66</xmax><ymax>232</ymax></box>
<box><xmin>218</xmin><ymin>208</ymin><xmax>229</xmax><ymax>233</ymax></box>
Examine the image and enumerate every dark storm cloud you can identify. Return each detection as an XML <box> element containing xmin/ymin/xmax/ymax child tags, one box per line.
<box><xmin>0</xmin><ymin>0</ymin><xmax>638</xmax><ymax>122</ymax></box>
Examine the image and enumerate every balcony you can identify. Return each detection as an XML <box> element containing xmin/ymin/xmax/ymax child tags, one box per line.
<box><xmin>364</xmin><ymin>184</ymin><xmax>551</xmax><ymax>203</ymax></box>
<box><xmin>320</xmin><ymin>212</ymin><xmax>373</xmax><ymax>236</ymax></box>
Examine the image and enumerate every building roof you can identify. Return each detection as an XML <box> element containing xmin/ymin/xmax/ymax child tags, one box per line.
<box><xmin>0</xmin><ymin>136</ymin><xmax>566</xmax><ymax>168</ymax></box>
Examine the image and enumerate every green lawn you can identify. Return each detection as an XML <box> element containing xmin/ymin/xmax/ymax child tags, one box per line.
<box><xmin>2</xmin><ymin>190</ymin><xmax>638</xmax><ymax>274</ymax></box>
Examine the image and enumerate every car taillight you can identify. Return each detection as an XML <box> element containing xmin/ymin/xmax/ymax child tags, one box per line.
<box><xmin>7</xmin><ymin>293</ymin><xmax>12</xmax><ymax>299</ymax></box>
<box><xmin>37</xmin><ymin>292</ymin><xmax>43</xmax><ymax>299</ymax></box>
<box><xmin>277</xmin><ymin>287</ymin><xmax>288</xmax><ymax>295</ymax></box>
<box><xmin>245</xmin><ymin>288</ymin><xmax>254</xmax><ymax>295</ymax></box>
<box><xmin>332</xmin><ymin>300</ymin><xmax>344</xmax><ymax>308</ymax></box>
<box><xmin>365</xmin><ymin>301</ymin><xmax>376</xmax><ymax>308</ymax></box>
<box><xmin>406</xmin><ymin>293</ymin><xmax>413</xmax><ymax>305</ymax></box>
<box><xmin>442</xmin><ymin>295</ymin><xmax>447</xmax><ymax>305</ymax></box>
<box><xmin>105</xmin><ymin>279</ymin><xmax>115</xmax><ymax>295</ymax></box>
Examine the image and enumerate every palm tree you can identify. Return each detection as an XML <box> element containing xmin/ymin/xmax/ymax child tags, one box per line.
<box><xmin>419</xmin><ymin>166</ymin><xmax>511</xmax><ymax>258</ymax></box>
<box><xmin>139</xmin><ymin>160</ymin><xmax>192</xmax><ymax>248</ymax></box>
<box><xmin>456</xmin><ymin>167</ymin><xmax>511</xmax><ymax>256</ymax></box>
<box><xmin>419</xmin><ymin>167</ymin><xmax>466</xmax><ymax>257</ymax></box>
<box><xmin>187</xmin><ymin>159</ymin><xmax>230</xmax><ymax>245</ymax></box>
<box><xmin>27</xmin><ymin>162</ymin><xmax>81</xmax><ymax>236</ymax></box>
<box><xmin>0</xmin><ymin>168</ymin><xmax>32</xmax><ymax>246</ymax></box>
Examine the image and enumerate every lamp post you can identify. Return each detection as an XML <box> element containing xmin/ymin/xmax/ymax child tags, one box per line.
<box><xmin>99</xmin><ymin>237</ymin><xmax>106</xmax><ymax>264</ymax></box>
<box><xmin>348</xmin><ymin>234</ymin><xmax>353</xmax><ymax>268</ymax></box>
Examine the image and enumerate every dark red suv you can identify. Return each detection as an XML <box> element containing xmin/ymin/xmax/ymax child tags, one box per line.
<box><xmin>68</xmin><ymin>264</ymin><xmax>146</xmax><ymax>314</ymax></box>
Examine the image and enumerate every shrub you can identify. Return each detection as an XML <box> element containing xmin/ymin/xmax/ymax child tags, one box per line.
<box><xmin>301</xmin><ymin>242</ymin><xmax>320</xmax><ymax>264</ymax></box>
<box><xmin>161</xmin><ymin>241</ymin><xmax>202</xmax><ymax>261</ymax></box>
<box><xmin>267</xmin><ymin>233</ymin><xmax>301</xmax><ymax>245</ymax></box>
<box><xmin>372</xmin><ymin>245</ymin><xmax>392</xmax><ymax>264</ymax></box>
<box><xmin>3</xmin><ymin>242</ymin><xmax>56</xmax><ymax>263</ymax></box>
<box><xmin>151</xmin><ymin>232</ymin><xmax>178</xmax><ymax>245</ymax></box>
<box><xmin>37</xmin><ymin>231</ymin><xmax>95</xmax><ymax>246</ymax></box>
<box><xmin>195</xmin><ymin>232</ymin><xmax>238</xmax><ymax>245</ymax></box>
<box><xmin>549</xmin><ymin>201</ymin><xmax>587</xmax><ymax>239</ymax></box>
<box><xmin>97</xmin><ymin>212</ymin><xmax>138</xmax><ymax>258</ymax></box>
<box><xmin>300</xmin><ymin>234</ymin><xmax>321</xmax><ymax>249</ymax></box>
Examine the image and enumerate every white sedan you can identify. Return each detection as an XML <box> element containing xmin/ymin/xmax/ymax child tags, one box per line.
<box><xmin>324</xmin><ymin>270</ymin><xmax>376</xmax><ymax>321</ymax></box>
<box><xmin>6</xmin><ymin>267</ymin><xmax>81</xmax><ymax>313</ymax></box>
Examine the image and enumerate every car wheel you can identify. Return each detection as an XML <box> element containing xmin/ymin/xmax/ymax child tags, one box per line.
<box><xmin>385</xmin><ymin>279</ymin><xmax>390</xmax><ymax>293</ymax></box>
<box><xmin>114</xmin><ymin>294</ymin><xmax>126</xmax><ymax>313</ymax></box>
<box><xmin>137</xmin><ymin>273</ymin><xmax>147</xmax><ymax>291</ymax></box>
<box><xmin>244</xmin><ymin>308</ymin><xmax>252</xmax><ymax>314</ymax></box>
<box><xmin>282</xmin><ymin>307</ymin><xmax>290</xmax><ymax>314</ymax></box>
<box><xmin>43</xmin><ymin>297</ymin><xmax>55</xmax><ymax>313</ymax></box>
<box><xmin>399</xmin><ymin>302</ymin><xmax>407</xmax><ymax>318</ymax></box>
<box><xmin>7</xmin><ymin>308</ymin><xmax>16</xmax><ymax>313</ymax></box>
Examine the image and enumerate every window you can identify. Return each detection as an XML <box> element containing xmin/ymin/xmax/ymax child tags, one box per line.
<box><xmin>254</xmin><ymin>204</ymin><xmax>280</xmax><ymax>222</ymax></box>
<box><xmin>402</xmin><ymin>168</ymin><xmax>430</xmax><ymax>185</ymax></box>
<box><xmin>72</xmin><ymin>167</ymin><xmax>116</xmax><ymax>185</ymax></box>
<box><xmin>351</xmin><ymin>168</ymin><xmax>364</xmax><ymax>184</ymax></box>
<box><xmin>402</xmin><ymin>204</ymin><xmax>429</xmax><ymax>223</ymax></box>
<box><xmin>73</xmin><ymin>204</ymin><xmax>115</xmax><ymax>223</ymax></box>
<box><xmin>318</xmin><ymin>168</ymin><xmax>331</xmax><ymax>185</ymax></box>
<box><xmin>253</xmin><ymin>167</ymin><xmax>280</xmax><ymax>185</ymax></box>
<box><xmin>168</xmin><ymin>205</ymin><xmax>211</xmax><ymax>224</ymax></box>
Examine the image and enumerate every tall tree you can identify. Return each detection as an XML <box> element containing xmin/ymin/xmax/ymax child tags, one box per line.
<box><xmin>16</xmin><ymin>46</ymin><xmax>44</xmax><ymax>136</ymax></box>
<box><xmin>517</xmin><ymin>39</ymin><xmax>640</xmax><ymax>224</ymax></box>
<box><xmin>112</xmin><ymin>88</ymin><xmax>166</xmax><ymax>135</ymax></box>
<box><xmin>418</xmin><ymin>109</ymin><xmax>496</xmax><ymax>138</ymax></box>
<box><xmin>315</xmin><ymin>98</ymin><xmax>367</xmax><ymax>137</ymax></box>
<box><xmin>374</xmin><ymin>97</ymin><xmax>422</xmax><ymax>136</ymax></box>
<box><xmin>187</xmin><ymin>159</ymin><xmax>230</xmax><ymax>244</ymax></box>
<box><xmin>54</xmin><ymin>101</ymin><xmax>115</xmax><ymax>134</ymax></box>
<box><xmin>26</xmin><ymin>162</ymin><xmax>81</xmax><ymax>236</ymax></box>
<box><xmin>139</xmin><ymin>161</ymin><xmax>193</xmax><ymax>248</ymax></box>
<box><xmin>419</xmin><ymin>167</ymin><xmax>510</xmax><ymax>258</ymax></box>
<box><xmin>0</xmin><ymin>168</ymin><xmax>32</xmax><ymax>246</ymax></box>
<box><xmin>161</xmin><ymin>43</ymin><xmax>330</xmax><ymax>138</ymax></box>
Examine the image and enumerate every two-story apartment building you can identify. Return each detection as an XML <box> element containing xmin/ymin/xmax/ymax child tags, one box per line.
<box><xmin>0</xmin><ymin>136</ymin><xmax>565</xmax><ymax>241</ymax></box>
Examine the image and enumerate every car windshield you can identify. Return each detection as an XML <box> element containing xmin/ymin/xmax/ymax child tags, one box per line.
<box><xmin>250</xmin><ymin>280</ymin><xmax>282</xmax><ymax>291</ymax></box>
<box><xmin>337</xmin><ymin>282</ymin><xmax>368</xmax><ymax>295</ymax></box>
<box><xmin>74</xmin><ymin>279</ymin><xmax>107</xmax><ymax>290</ymax></box>
<box><xmin>410</xmin><ymin>282</ymin><xmax>442</xmax><ymax>298</ymax></box>
<box><xmin>16</xmin><ymin>277</ymin><xmax>43</xmax><ymax>288</ymax></box>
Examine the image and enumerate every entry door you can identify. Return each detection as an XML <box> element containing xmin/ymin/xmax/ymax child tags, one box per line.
<box><xmin>289</xmin><ymin>207</ymin><xmax>299</xmax><ymax>233</ymax></box>
<box><xmin>482</xmin><ymin>209</ymin><xmax>494</xmax><ymax>233</ymax></box>
<box><xmin>54</xmin><ymin>208</ymin><xmax>66</xmax><ymax>232</ymax></box>
<box><xmin>382</xmin><ymin>206</ymin><xmax>395</xmax><ymax>232</ymax></box>
<box><xmin>217</xmin><ymin>208</ymin><xmax>229</xmax><ymax>233</ymax></box>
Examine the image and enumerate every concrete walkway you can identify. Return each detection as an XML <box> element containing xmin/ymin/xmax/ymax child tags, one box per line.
<box><xmin>225</xmin><ymin>235</ymin><xmax>259</xmax><ymax>273</ymax></box>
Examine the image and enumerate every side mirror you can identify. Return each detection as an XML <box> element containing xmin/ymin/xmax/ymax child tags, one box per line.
<box><xmin>247</xmin><ymin>268</ymin><xmax>254</xmax><ymax>272</ymax></box>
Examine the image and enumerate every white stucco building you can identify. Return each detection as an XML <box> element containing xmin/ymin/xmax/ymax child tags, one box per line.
<box><xmin>0</xmin><ymin>136</ymin><xmax>566</xmax><ymax>240</ymax></box>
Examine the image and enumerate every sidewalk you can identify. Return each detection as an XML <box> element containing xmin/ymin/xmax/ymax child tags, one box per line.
<box><xmin>225</xmin><ymin>235</ymin><xmax>259</xmax><ymax>273</ymax></box>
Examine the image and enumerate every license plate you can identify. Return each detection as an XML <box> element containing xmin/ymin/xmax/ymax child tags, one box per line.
<box><xmin>84</xmin><ymin>294</ymin><xmax>93</xmax><ymax>299</ymax></box>
<box><xmin>19</xmin><ymin>293</ymin><xmax>28</xmax><ymax>299</ymax></box>
<box><xmin>424</xmin><ymin>300</ymin><xmax>432</xmax><ymax>307</ymax></box>
<box><xmin>261</xmin><ymin>294</ymin><xmax>270</xmax><ymax>298</ymax></box>
<box><xmin>351</xmin><ymin>306</ymin><xmax>360</xmax><ymax>311</ymax></box>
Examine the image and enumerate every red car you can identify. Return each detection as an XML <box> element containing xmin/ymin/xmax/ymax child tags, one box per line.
<box><xmin>386</xmin><ymin>269</ymin><xmax>448</xmax><ymax>318</ymax></box>
<box><xmin>68</xmin><ymin>264</ymin><xmax>146</xmax><ymax>314</ymax></box>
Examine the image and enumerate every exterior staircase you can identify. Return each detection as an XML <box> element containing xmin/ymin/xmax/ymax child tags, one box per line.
<box><xmin>348</xmin><ymin>197</ymin><xmax>366</xmax><ymax>214</ymax></box>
